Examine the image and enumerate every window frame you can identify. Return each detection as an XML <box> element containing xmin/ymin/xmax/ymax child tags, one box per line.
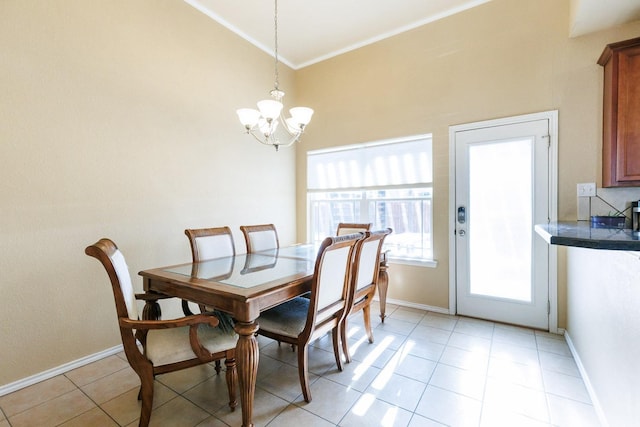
<box><xmin>306</xmin><ymin>134</ymin><xmax>435</xmax><ymax>265</ymax></box>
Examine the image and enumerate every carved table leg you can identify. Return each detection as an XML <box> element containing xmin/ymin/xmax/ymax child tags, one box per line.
<box><xmin>235</xmin><ymin>320</ymin><xmax>259</xmax><ymax>427</ymax></box>
<box><xmin>142</xmin><ymin>298</ymin><xmax>161</xmax><ymax>320</ymax></box>
<box><xmin>377</xmin><ymin>252</ymin><xmax>389</xmax><ymax>323</ymax></box>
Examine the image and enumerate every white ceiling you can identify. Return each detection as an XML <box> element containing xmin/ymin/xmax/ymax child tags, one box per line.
<box><xmin>186</xmin><ymin>0</ymin><xmax>640</xmax><ymax>69</ymax></box>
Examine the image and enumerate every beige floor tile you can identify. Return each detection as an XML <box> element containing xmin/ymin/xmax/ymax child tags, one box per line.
<box><xmin>408</xmin><ymin>324</ymin><xmax>452</xmax><ymax>345</ymax></box>
<box><xmin>402</xmin><ymin>336</ymin><xmax>446</xmax><ymax>362</ymax></box>
<box><xmin>100</xmin><ymin>381</ymin><xmax>177</xmax><ymax>426</ymax></box>
<box><xmin>547</xmin><ymin>394</ymin><xmax>601</xmax><ymax>427</ymax></box>
<box><xmin>155</xmin><ymin>363</ymin><xmax>218</xmax><ymax>394</ymax></box>
<box><xmin>376</xmin><ymin>317</ymin><xmax>419</xmax><ymax>336</ymax></box>
<box><xmin>491</xmin><ymin>340</ymin><xmax>540</xmax><ymax>366</ymax></box>
<box><xmin>0</xmin><ymin>375</ymin><xmax>77</xmax><ymax>417</ymax></box>
<box><xmin>8</xmin><ymin>389</ymin><xmax>95</xmax><ymax>427</ymax></box>
<box><xmin>447</xmin><ymin>332</ymin><xmax>492</xmax><ymax>354</ymax></box>
<box><xmin>258</xmin><ymin>362</ymin><xmax>316</xmax><ymax>402</ymax></box>
<box><xmin>541</xmin><ymin>369</ymin><xmax>592</xmax><ymax>403</ymax></box>
<box><xmin>65</xmin><ymin>355</ymin><xmax>129</xmax><ymax>387</ymax></box>
<box><xmin>481</xmin><ymin>403</ymin><xmax>552</xmax><ymax>427</ymax></box>
<box><xmin>388</xmin><ymin>307</ymin><xmax>426</xmax><ymax>324</ymax></box>
<box><xmin>147</xmin><ymin>396</ymin><xmax>210</xmax><ymax>427</ymax></box>
<box><xmin>182</xmin><ymin>373</ymin><xmax>237</xmax><ymax>414</ymax></box>
<box><xmin>366</xmin><ymin>371</ymin><xmax>426</xmax><ymax>411</ymax></box>
<box><xmin>407</xmin><ymin>413</ymin><xmax>447</xmax><ymax>426</ymax></box>
<box><xmin>58</xmin><ymin>406</ymin><xmax>118</xmax><ymax>427</ymax></box>
<box><xmin>194</xmin><ymin>415</ymin><xmax>230</xmax><ymax>426</ymax></box>
<box><xmin>269</xmin><ymin>404</ymin><xmax>335</xmax><ymax>427</ymax></box>
<box><xmin>214</xmin><ymin>387</ymin><xmax>288</xmax><ymax>427</ymax></box>
<box><xmin>381</xmin><ymin>350</ymin><xmax>437</xmax><ymax>384</ymax></box>
<box><xmin>418</xmin><ymin>313</ymin><xmax>458</xmax><ymax>332</ymax></box>
<box><xmin>321</xmin><ymin>358</ymin><xmax>381</xmax><ymax>392</ymax></box>
<box><xmin>439</xmin><ymin>345</ymin><xmax>490</xmax><ymax>373</ymax></box>
<box><xmin>81</xmin><ymin>367</ymin><xmax>140</xmax><ymax>404</ymax></box>
<box><xmin>429</xmin><ymin>363</ymin><xmax>486</xmax><ymax>400</ymax></box>
<box><xmin>340</xmin><ymin>393</ymin><xmax>413</xmax><ymax>427</ymax></box>
<box><xmin>294</xmin><ymin>377</ymin><xmax>361</xmax><ymax>424</ymax></box>
<box><xmin>348</xmin><ymin>337</ymin><xmax>398</xmax><ymax>368</ymax></box>
<box><xmin>487</xmin><ymin>357</ymin><xmax>544</xmax><ymax>390</ymax></box>
<box><xmin>483</xmin><ymin>378</ymin><xmax>549</xmax><ymax>423</ymax></box>
<box><xmin>0</xmin><ymin>420</ymin><xmax>9</xmax><ymax>427</ymax></box>
<box><xmin>414</xmin><ymin>385</ymin><xmax>482</xmax><ymax>427</ymax></box>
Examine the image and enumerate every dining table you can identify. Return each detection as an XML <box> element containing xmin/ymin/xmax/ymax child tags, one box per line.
<box><xmin>138</xmin><ymin>243</ymin><xmax>390</xmax><ymax>427</ymax></box>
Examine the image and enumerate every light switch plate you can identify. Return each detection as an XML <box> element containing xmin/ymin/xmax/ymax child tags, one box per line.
<box><xmin>577</xmin><ymin>183</ymin><xmax>596</xmax><ymax>197</ymax></box>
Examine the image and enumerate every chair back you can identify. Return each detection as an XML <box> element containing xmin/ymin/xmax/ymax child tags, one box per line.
<box><xmin>336</xmin><ymin>222</ymin><xmax>371</xmax><ymax>236</ymax></box>
<box><xmin>185</xmin><ymin>227</ymin><xmax>235</xmax><ymax>262</ymax></box>
<box><xmin>85</xmin><ymin>239</ymin><xmax>142</xmax><ymax>362</ymax></box>
<box><xmin>85</xmin><ymin>238</ymin><xmax>138</xmax><ymax>321</ymax></box>
<box><xmin>240</xmin><ymin>223</ymin><xmax>279</xmax><ymax>253</ymax></box>
<box><xmin>304</xmin><ymin>233</ymin><xmax>363</xmax><ymax>337</ymax></box>
<box><xmin>352</xmin><ymin>229</ymin><xmax>392</xmax><ymax>292</ymax></box>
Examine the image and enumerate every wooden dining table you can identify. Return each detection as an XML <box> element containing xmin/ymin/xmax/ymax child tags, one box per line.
<box><xmin>138</xmin><ymin>243</ymin><xmax>390</xmax><ymax>427</ymax></box>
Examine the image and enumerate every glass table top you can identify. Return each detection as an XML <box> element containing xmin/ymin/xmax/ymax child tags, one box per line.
<box><xmin>163</xmin><ymin>245</ymin><xmax>317</xmax><ymax>289</ymax></box>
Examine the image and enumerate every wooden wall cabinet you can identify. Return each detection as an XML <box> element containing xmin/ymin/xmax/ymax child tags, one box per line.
<box><xmin>598</xmin><ymin>37</ymin><xmax>640</xmax><ymax>187</ymax></box>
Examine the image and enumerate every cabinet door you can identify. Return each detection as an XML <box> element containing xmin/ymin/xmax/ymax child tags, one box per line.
<box><xmin>600</xmin><ymin>38</ymin><xmax>640</xmax><ymax>187</ymax></box>
<box><xmin>615</xmin><ymin>45</ymin><xmax>640</xmax><ymax>185</ymax></box>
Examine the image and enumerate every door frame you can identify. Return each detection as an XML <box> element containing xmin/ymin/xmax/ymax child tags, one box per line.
<box><xmin>448</xmin><ymin>111</ymin><xmax>559</xmax><ymax>333</ymax></box>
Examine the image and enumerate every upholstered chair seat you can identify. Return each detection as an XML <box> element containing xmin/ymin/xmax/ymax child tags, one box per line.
<box><xmin>145</xmin><ymin>324</ymin><xmax>238</xmax><ymax>366</ymax></box>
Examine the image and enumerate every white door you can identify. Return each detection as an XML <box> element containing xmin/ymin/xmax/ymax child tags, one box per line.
<box><xmin>452</xmin><ymin>116</ymin><xmax>551</xmax><ymax>329</ymax></box>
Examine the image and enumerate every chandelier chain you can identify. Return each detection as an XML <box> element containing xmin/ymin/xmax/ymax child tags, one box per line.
<box><xmin>273</xmin><ymin>0</ymin><xmax>279</xmax><ymax>91</ymax></box>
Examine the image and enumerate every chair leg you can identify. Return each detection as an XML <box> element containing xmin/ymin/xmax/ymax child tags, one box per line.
<box><xmin>297</xmin><ymin>343</ymin><xmax>312</xmax><ymax>403</ymax></box>
<box><xmin>363</xmin><ymin>305</ymin><xmax>374</xmax><ymax>343</ymax></box>
<box><xmin>214</xmin><ymin>360</ymin><xmax>222</xmax><ymax>375</ymax></box>
<box><xmin>332</xmin><ymin>329</ymin><xmax>344</xmax><ymax>371</ymax></box>
<box><xmin>138</xmin><ymin>368</ymin><xmax>154</xmax><ymax>427</ymax></box>
<box><xmin>340</xmin><ymin>319</ymin><xmax>352</xmax><ymax>363</ymax></box>
<box><xmin>225</xmin><ymin>356</ymin><xmax>238</xmax><ymax>412</ymax></box>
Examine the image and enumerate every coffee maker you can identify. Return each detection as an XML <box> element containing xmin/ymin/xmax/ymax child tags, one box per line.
<box><xmin>633</xmin><ymin>201</ymin><xmax>640</xmax><ymax>234</ymax></box>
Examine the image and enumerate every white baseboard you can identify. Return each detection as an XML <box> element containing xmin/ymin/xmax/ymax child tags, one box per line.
<box><xmin>563</xmin><ymin>331</ymin><xmax>609</xmax><ymax>427</ymax></box>
<box><xmin>0</xmin><ymin>345</ymin><xmax>123</xmax><ymax>397</ymax></box>
<box><xmin>374</xmin><ymin>296</ymin><xmax>449</xmax><ymax>315</ymax></box>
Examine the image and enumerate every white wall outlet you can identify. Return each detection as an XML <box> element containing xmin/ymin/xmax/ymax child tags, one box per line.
<box><xmin>577</xmin><ymin>182</ymin><xmax>596</xmax><ymax>197</ymax></box>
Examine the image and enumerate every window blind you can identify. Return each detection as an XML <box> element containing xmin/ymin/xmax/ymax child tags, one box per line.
<box><xmin>307</xmin><ymin>135</ymin><xmax>432</xmax><ymax>191</ymax></box>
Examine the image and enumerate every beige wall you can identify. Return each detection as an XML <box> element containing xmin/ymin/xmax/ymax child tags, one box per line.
<box><xmin>0</xmin><ymin>0</ymin><xmax>299</xmax><ymax>386</ymax></box>
<box><xmin>295</xmin><ymin>0</ymin><xmax>640</xmax><ymax>327</ymax></box>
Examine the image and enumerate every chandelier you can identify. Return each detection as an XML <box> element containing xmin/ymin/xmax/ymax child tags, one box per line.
<box><xmin>236</xmin><ymin>0</ymin><xmax>313</xmax><ymax>151</ymax></box>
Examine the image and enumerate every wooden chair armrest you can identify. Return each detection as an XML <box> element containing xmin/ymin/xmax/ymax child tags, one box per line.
<box><xmin>119</xmin><ymin>313</ymin><xmax>220</xmax><ymax>330</ymax></box>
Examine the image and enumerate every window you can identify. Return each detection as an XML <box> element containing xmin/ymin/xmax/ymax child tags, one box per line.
<box><xmin>307</xmin><ymin>135</ymin><xmax>433</xmax><ymax>262</ymax></box>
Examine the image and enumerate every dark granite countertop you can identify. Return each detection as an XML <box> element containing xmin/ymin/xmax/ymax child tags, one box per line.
<box><xmin>535</xmin><ymin>221</ymin><xmax>640</xmax><ymax>251</ymax></box>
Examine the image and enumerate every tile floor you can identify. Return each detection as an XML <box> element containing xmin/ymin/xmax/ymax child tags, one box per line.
<box><xmin>0</xmin><ymin>303</ymin><xmax>602</xmax><ymax>426</ymax></box>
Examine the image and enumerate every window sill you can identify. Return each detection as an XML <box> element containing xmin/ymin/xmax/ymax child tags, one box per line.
<box><xmin>388</xmin><ymin>257</ymin><xmax>438</xmax><ymax>268</ymax></box>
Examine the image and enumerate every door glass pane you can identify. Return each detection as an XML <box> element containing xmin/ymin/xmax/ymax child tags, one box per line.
<box><xmin>468</xmin><ymin>138</ymin><xmax>533</xmax><ymax>302</ymax></box>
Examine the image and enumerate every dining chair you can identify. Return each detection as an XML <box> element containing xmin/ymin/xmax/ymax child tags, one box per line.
<box><xmin>85</xmin><ymin>238</ymin><xmax>238</xmax><ymax>427</ymax></box>
<box><xmin>183</xmin><ymin>226</ymin><xmax>236</xmax><ymax>314</ymax></box>
<box><xmin>336</xmin><ymin>222</ymin><xmax>372</xmax><ymax>236</ymax></box>
<box><xmin>240</xmin><ymin>223</ymin><xmax>279</xmax><ymax>253</ymax></box>
<box><xmin>256</xmin><ymin>233</ymin><xmax>363</xmax><ymax>402</ymax></box>
<box><xmin>185</xmin><ymin>226</ymin><xmax>236</xmax><ymax>262</ymax></box>
<box><xmin>340</xmin><ymin>228</ymin><xmax>392</xmax><ymax>363</ymax></box>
